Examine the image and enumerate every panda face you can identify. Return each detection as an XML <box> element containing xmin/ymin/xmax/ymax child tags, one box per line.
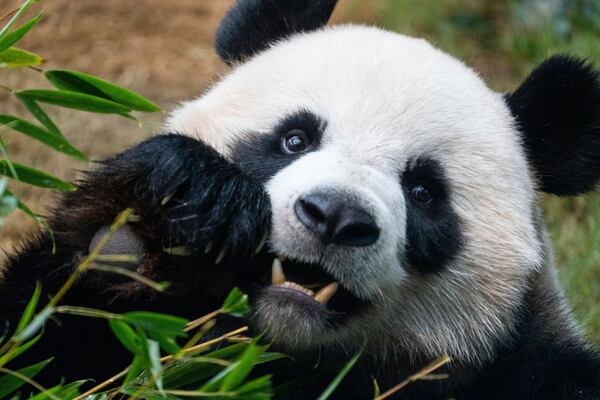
<box><xmin>167</xmin><ymin>26</ymin><xmax>543</xmax><ymax>360</ymax></box>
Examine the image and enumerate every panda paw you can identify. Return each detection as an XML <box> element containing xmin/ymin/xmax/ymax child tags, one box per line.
<box><xmin>154</xmin><ymin>147</ymin><xmax>271</xmax><ymax>264</ymax></box>
<box><xmin>57</xmin><ymin>133</ymin><xmax>271</xmax><ymax>268</ymax></box>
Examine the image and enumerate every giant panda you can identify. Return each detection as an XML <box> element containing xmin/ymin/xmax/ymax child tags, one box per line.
<box><xmin>2</xmin><ymin>0</ymin><xmax>600</xmax><ymax>398</ymax></box>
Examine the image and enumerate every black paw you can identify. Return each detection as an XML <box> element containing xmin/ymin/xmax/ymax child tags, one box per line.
<box><xmin>105</xmin><ymin>134</ymin><xmax>271</xmax><ymax>264</ymax></box>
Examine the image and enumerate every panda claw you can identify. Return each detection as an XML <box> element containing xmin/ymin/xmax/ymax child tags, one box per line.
<box><xmin>255</xmin><ymin>231</ymin><xmax>268</xmax><ymax>254</ymax></box>
<box><xmin>215</xmin><ymin>245</ymin><xmax>228</xmax><ymax>264</ymax></box>
<box><xmin>161</xmin><ymin>192</ymin><xmax>175</xmax><ymax>206</ymax></box>
<box><xmin>204</xmin><ymin>241</ymin><xmax>213</xmax><ymax>254</ymax></box>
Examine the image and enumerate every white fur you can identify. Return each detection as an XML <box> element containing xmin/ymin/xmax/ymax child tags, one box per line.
<box><xmin>166</xmin><ymin>25</ymin><xmax>543</xmax><ymax>363</ymax></box>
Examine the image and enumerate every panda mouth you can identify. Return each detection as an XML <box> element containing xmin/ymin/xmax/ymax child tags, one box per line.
<box><xmin>256</xmin><ymin>255</ymin><xmax>368</xmax><ymax>318</ymax></box>
<box><xmin>270</xmin><ymin>257</ymin><xmax>340</xmax><ymax>304</ymax></box>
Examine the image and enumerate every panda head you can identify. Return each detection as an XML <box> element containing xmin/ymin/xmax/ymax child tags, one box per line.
<box><xmin>166</xmin><ymin>0</ymin><xmax>600</xmax><ymax>362</ymax></box>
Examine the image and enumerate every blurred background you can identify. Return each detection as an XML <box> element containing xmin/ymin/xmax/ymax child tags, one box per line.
<box><xmin>0</xmin><ymin>0</ymin><xmax>598</xmax><ymax>341</ymax></box>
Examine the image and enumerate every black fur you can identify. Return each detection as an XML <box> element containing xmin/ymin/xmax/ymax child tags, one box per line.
<box><xmin>231</xmin><ymin>109</ymin><xmax>325</xmax><ymax>182</ymax></box>
<box><xmin>216</xmin><ymin>0</ymin><xmax>338</xmax><ymax>64</ymax></box>
<box><xmin>456</xmin><ymin>273</ymin><xmax>600</xmax><ymax>400</ymax></box>
<box><xmin>401</xmin><ymin>157</ymin><xmax>462</xmax><ymax>273</ymax></box>
<box><xmin>0</xmin><ymin>133</ymin><xmax>270</xmax><ymax>385</ymax></box>
<box><xmin>506</xmin><ymin>55</ymin><xmax>600</xmax><ymax>196</ymax></box>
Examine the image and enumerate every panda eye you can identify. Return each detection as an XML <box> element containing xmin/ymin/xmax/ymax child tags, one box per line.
<box><xmin>282</xmin><ymin>129</ymin><xmax>310</xmax><ymax>154</ymax></box>
<box><xmin>411</xmin><ymin>185</ymin><xmax>432</xmax><ymax>204</ymax></box>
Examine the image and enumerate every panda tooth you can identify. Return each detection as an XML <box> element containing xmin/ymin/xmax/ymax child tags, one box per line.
<box><xmin>255</xmin><ymin>231</ymin><xmax>268</xmax><ymax>255</ymax></box>
<box><xmin>314</xmin><ymin>282</ymin><xmax>339</xmax><ymax>304</ymax></box>
<box><xmin>272</xmin><ymin>258</ymin><xmax>286</xmax><ymax>285</ymax></box>
<box><xmin>215</xmin><ymin>245</ymin><xmax>228</xmax><ymax>264</ymax></box>
<box><xmin>204</xmin><ymin>241</ymin><xmax>213</xmax><ymax>254</ymax></box>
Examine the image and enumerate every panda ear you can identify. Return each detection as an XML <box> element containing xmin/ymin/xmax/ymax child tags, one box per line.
<box><xmin>215</xmin><ymin>0</ymin><xmax>338</xmax><ymax>65</ymax></box>
<box><xmin>506</xmin><ymin>55</ymin><xmax>600</xmax><ymax>196</ymax></box>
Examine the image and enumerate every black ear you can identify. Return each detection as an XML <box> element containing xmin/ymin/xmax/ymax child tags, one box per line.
<box><xmin>506</xmin><ymin>55</ymin><xmax>600</xmax><ymax>196</ymax></box>
<box><xmin>216</xmin><ymin>0</ymin><xmax>338</xmax><ymax>65</ymax></box>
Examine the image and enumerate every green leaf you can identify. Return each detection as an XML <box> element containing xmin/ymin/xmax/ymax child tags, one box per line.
<box><xmin>162</xmin><ymin>357</ymin><xmax>227</xmax><ymax>389</ymax></box>
<box><xmin>220</xmin><ymin>343</ymin><xmax>265</xmax><ymax>391</ymax></box>
<box><xmin>200</xmin><ymin>342</ymin><xmax>264</xmax><ymax>393</ymax></box>
<box><xmin>124</xmin><ymin>354</ymin><xmax>144</xmax><ymax>385</ymax></box>
<box><xmin>5</xmin><ymin>188</ymin><xmax>42</xmax><ymax>222</ymax></box>
<box><xmin>15</xmin><ymin>281</ymin><xmax>41</xmax><ymax>334</ymax></box>
<box><xmin>13</xmin><ymin>306</ymin><xmax>54</xmax><ymax>342</ymax></box>
<box><xmin>316</xmin><ymin>349</ymin><xmax>363</xmax><ymax>400</ymax></box>
<box><xmin>17</xmin><ymin>90</ymin><xmax>132</xmax><ymax>114</ymax></box>
<box><xmin>45</xmin><ymin>70</ymin><xmax>161</xmax><ymax>112</ymax></box>
<box><xmin>27</xmin><ymin>384</ymin><xmax>62</xmax><ymax>400</ymax></box>
<box><xmin>0</xmin><ymin>47</ymin><xmax>42</xmax><ymax>68</ymax></box>
<box><xmin>0</xmin><ymin>137</ymin><xmax>19</xmax><ymax>180</ymax></box>
<box><xmin>199</xmin><ymin>361</ymin><xmax>239</xmax><ymax>392</ymax></box>
<box><xmin>55</xmin><ymin>380</ymin><xmax>88</xmax><ymax>398</ymax></box>
<box><xmin>16</xmin><ymin>94</ymin><xmax>61</xmax><ymax>136</ymax></box>
<box><xmin>149</xmin><ymin>331</ymin><xmax>181</xmax><ymax>355</ymax></box>
<box><xmin>0</xmin><ymin>115</ymin><xmax>86</xmax><ymax>160</ymax></box>
<box><xmin>0</xmin><ymin>15</ymin><xmax>42</xmax><ymax>53</ymax></box>
<box><xmin>236</xmin><ymin>375</ymin><xmax>272</xmax><ymax>395</ymax></box>
<box><xmin>256</xmin><ymin>351</ymin><xmax>288</xmax><ymax>365</ymax></box>
<box><xmin>373</xmin><ymin>378</ymin><xmax>381</xmax><ymax>398</ymax></box>
<box><xmin>109</xmin><ymin>319</ymin><xmax>140</xmax><ymax>354</ymax></box>
<box><xmin>6</xmin><ymin>334</ymin><xmax>41</xmax><ymax>363</ymax></box>
<box><xmin>0</xmin><ymin>0</ymin><xmax>39</xmax><ymax>39</ymax></box>
<box><xmin>0</xmin><ymin>358</ymin><xmax>52</xmax><ymax>398</ymax></box>
<box><xmin>147</xmin><ymin>339</ymin><xmax>163</xmax><ymax>392</ymax></box>
<box><xmin>123</xmin><ymin>312</ymin><xmax>188</xmax><ymax>337</ymax></box>
<box><xmin>221</xmin><ymin>287</ymin><xmax>250</xmax><ymax>317</ymax></box>
<box><xmin>0</xmin><ymin>161</ymin><xmax>75</xmax><ymax>191</ymax></box>
<box><xmin>0</xmin><ymin>190</ymin><xmax>18</xmax><ymax>220</ymax></box>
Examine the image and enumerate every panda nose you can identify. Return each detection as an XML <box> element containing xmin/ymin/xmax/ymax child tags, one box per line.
<box><xmin>294</xmin><ymin>192</ymin><xmax>380</xmax><ymax>247</ymax></box>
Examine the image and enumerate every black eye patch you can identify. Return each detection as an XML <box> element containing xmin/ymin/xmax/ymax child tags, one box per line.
<box><xmin>401</xmin><ymin>157</ymin><xmax>462</xmax><ymax>273</ymax></box>
<box><xmin>230</xmin><ymin>109</ymin><xmax>325</xmax><ymax>183</ymax></box>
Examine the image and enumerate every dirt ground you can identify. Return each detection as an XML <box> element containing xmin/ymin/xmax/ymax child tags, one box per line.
<box><xmin>0</xmin><ymin>0</ymin><xmax>380</xmax><ymax>253</ymax></box>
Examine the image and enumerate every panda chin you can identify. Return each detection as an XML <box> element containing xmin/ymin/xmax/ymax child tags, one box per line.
<box><xmin>251</xmin><ymin>256</ymin><xmax>369</xmax><ymax>349</ymax></box>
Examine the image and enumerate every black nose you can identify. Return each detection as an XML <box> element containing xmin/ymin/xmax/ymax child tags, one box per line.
<box><xmin>294</xmin><ymin>192</ymin><xmax>380</xmax><ymax>247</ymax></box>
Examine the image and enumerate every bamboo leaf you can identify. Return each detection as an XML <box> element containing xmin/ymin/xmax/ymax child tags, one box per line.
<box><xmin>123</xmin><ymin>312</ymin><xmax>188</xmax><ymax>338</ymax></box>
<box><xmin>15</xmin><ymin>281</ymin><xmax>41</xmax><ymax>334</ymax></box>
<box><xmin>16</xmin><ymin>94</ymin><xmax>61</xmax><ymax>136</ymax></box>
<box><xmin>13</xmin><ymin>306</ymin><xmax>54</xmax><ymax>342</ymax></box>
<box><xmin>0</xmin><ymin>190</ymin><xmax>18</xmax><ymax>220</ymax></box>
<box><xmin>5</xmin><ymin>188</ymin><xmax>42</xmax><ymax>222</ymax></box>
<box><xmin>236</xmin><ymin>375</ymin><xmax>272</xmax><ymax>395</ymax></box>
<box><xmin>124</xmin><ymin>354</ymin><xmax>144</xmax><ymax>385</ymax></box>
<box><xmin>0</xmin><ymin>115</ymin><xmax>86</xmax><ymax>160</ymax></box>
<box><xmin>219</xmin><ymin>343</ymin><xmax>264</xmax><ymax>391</ymax></box>
<box><xmin>109</xmin><ymin>319</ymin><xmax>140</xmax><ymax>354</ymax></box>
<box><xmin>316</xmin><ymin>349</ymin><xmax>363</xmax><ymax>400</ymax></box>
<box><xmin>149</xmin><ymin>331</ymin><xmax>181</xmax><ymax>355</ymax></box>
<box><xmin>0</xmin><ymin>47</ymin><xmax>42</xmax><ymax>68</ymax></box>
<box><xmin>0</xmin><ymin>14</ymin><xmax>42</xmax><ymax>53</ymax></box>
<box><xmin>148</xmin><ymin>339</ymin><xmax>163</xmax><ymax>392</ymax></box>
<box><xmin>17</xmin><ymin>90</ymin><xmax>132</xmax><ymax>114</ymax></box>
<box><xmin>221</xmin><ymin>287</ymin><xmax>250</xmax><ymax>317</ymax></box>
<box><xmin>0</xmin><ymin>161</ymin><xmax>75</xmax><ymax>191</ymax></box>
<box><xmin>45</xmin><ymin>69</ymin><xmax>160</xmax><ymax>112</ymax></box>
<box><xmin>5</xmin><ymin>334</ymin><xmax>41</xmax><ymax>363</ymax></box>
<box><xmin>0</xmin><ymin>358</ymin><xmax>53</xmax><ymax>398</ymax></box>
<box><xmin>0</xmin><ymin>0</ymin><xmax>39</xmax><ymax>39</ymax></box>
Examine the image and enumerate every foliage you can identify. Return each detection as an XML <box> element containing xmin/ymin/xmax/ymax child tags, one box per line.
<box><xmin>0</xmin><ymin>0</ymin><xmax>160</xmax><ymax>232</ymax></box>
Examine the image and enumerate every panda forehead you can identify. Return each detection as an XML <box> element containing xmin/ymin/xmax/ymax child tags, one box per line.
<box><xmin>167</xmin><ymin>24</ymin><xmax>523</xmax><ymax>175</ymax></box>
